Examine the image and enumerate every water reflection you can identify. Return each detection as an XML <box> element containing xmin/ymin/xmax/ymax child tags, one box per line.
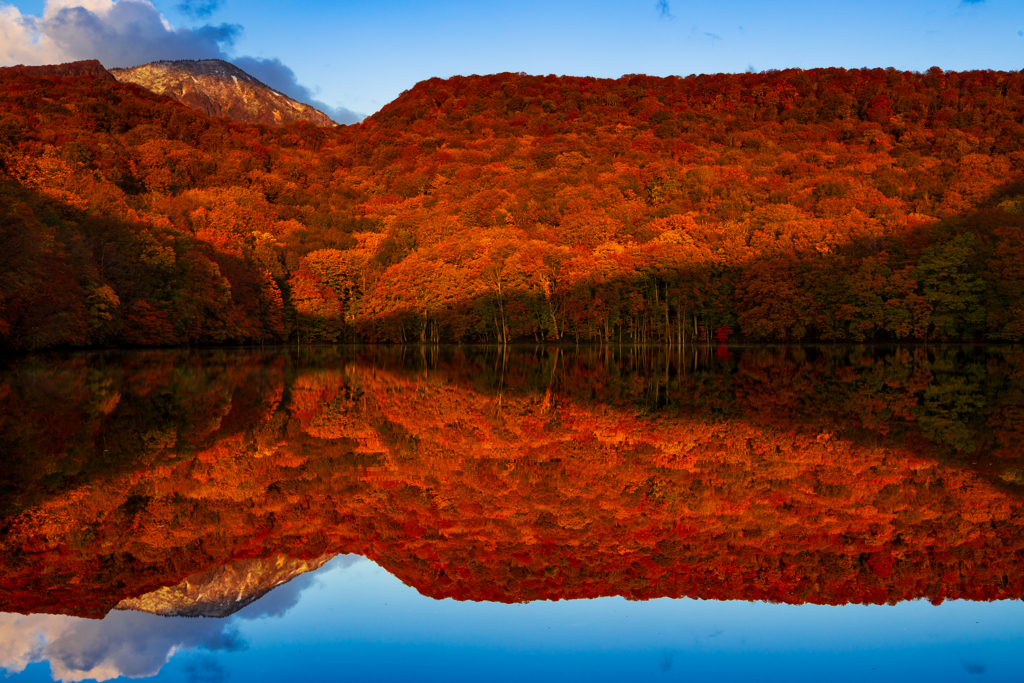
<box><xmin>1</xmin><ymin>345</ymin><xmax>1023</xmax><ymax>620</ymax></box>
<box><xmin>0</xmin><ymin>555</ymin><xmax>359</xmax><ymax>681</ymax></box>
<box><xmin>2</xmin><ymin>344</ymin><xmax>1024</xmax><ymax>679</ymax></box>
<box><xmin>0</xmin><ymin>609</ymin><xmax>244</xmax><ymax>681</ymax></box>
<box><xmin>4</xmin><ymin>555</ymin><xmax>1024</xmax><ymax>683</ymax></box>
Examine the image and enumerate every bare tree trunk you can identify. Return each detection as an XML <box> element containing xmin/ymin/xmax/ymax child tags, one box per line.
<box><xmin>677</xmin><ymin>303</ymin><xmax>683</xmax><ymax>347</ymax></box>
<box><xmin>663</xmin><ymin>283</ymin><xmax>669</xmax><ymax>346</ymax></box>
<box><xmin>496</xmin><ymin>281</ymin><xmax>508</xmax><ymax>346</ymax></box>
<box><xmin>653</xmin><ymin>282</ymin><xmax>659</xmax><ymax>344</ymax></box>
<box><xmin>548</xmin><ymin>300</ymin><xmax>560</xmax><ymax>340</ymax></box>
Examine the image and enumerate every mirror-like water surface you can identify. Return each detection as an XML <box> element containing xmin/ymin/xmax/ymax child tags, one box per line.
<box><xmin>2</xmin><ymin>346</ymin><xmax>1023</xmax><ymax>680</ymax></box>
<box><xmin>4</xmin><ymin>556</ymin><xmax>1024</xmax><ymax>683</ymax></box>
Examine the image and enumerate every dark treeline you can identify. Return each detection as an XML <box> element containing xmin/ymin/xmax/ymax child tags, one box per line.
<box><xmin>2</xmin><ymin>65</ymin><xmax>1024</xmax><ymax>349</ymax></box>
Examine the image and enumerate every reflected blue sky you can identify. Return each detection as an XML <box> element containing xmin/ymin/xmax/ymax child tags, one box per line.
<box><xmin>3</xmin><ymin>555</ymin><xmax>1023</xmax><ymax>682</ymax></box>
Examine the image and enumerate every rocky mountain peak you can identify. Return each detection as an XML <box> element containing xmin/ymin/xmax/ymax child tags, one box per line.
<box><xmin>110</xmin><ymin>59</ymin><xmax>335</xmax><ymax>127</ymax></box>
<box><xmin>114</xmin><ymin>553</ymin><xmax>336</xmax><ymax>618</ymax></box>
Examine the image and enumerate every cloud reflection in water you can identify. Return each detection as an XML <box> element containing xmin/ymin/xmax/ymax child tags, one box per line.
<box><xmin>0</xmin><ymin>555</ymin><xmax>362</xmax><ymax>682</ymax></box>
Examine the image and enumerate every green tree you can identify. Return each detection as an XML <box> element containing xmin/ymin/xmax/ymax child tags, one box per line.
<box><xmin>915</xmin><ymin>234</ymin><xmax>985</xmax><ymax>340</ymax></box>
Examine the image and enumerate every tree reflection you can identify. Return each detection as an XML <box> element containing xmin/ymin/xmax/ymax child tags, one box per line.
<box><xmin>1</xmin><ymin>346</ymin><xmax>1023</xmax><ymax>616</ymax></box>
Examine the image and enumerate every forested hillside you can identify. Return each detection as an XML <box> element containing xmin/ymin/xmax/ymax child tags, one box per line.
<box><xmin>2</xmin><ymin>65</ymin><xmax>1024</xmax><ymax>349</ymax></box>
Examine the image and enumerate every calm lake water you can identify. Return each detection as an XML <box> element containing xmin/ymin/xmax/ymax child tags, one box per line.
<box><xmin>1</xmin><ymin>345</ymin><xmax>1023</xmax><ymax>681</ymax></box>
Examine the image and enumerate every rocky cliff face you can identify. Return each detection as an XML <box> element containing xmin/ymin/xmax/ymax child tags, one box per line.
<box><xmin>110</xmin><ymin>59</ymin><xmax>335</xmax><ymax>127</ymax></box>
<box><xmin>114</xmin><ymin>554</ymin><xmax>335</xmax><ymax>618</ymax></box>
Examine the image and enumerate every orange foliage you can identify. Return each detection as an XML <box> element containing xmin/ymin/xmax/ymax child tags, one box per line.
<box><xmin>3</xmin><ymin>67</ymin><xmax>1024</xmax><ymax>348</ymax></box>
<box><xmin>1</xmin><ymin>347</ymin><xmax>1023</xmax><ymax>616</ymax></box>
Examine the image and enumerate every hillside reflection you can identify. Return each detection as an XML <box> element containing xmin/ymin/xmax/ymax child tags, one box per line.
<box><xmin>1</xmin><ymin>345</ymin><xmax>1023</xmax><ymax>618</ymax></box>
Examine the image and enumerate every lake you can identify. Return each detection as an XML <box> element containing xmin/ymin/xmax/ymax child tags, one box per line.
<box><xmin>1</xmin><ymin>345</ymin><xmax>1023</xmax><ymax>681</ymax></box>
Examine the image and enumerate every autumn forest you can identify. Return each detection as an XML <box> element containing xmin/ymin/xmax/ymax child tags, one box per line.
<box><xmin>2</xmin><ymin>62</ymin><xmax>1024</xmax><ymax>349</ymax></box>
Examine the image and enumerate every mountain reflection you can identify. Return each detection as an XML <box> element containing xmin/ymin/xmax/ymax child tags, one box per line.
<box><xmin>0</xmin><ymin>555</ymin><xmax>363</xmax><ymax>682</ymax></box>
<box><xmin>1</xmin><ymin>345</ymin><xmax>1023</xmax><ymax>620</ymax></box>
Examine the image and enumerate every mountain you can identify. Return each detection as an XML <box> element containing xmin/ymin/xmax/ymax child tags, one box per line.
<box><xmin>2</xmin><ymin>65</ymin><xmax>1024</xmax><ymax>351</ymax></box>
<box><xmin>0</xmin><ymin>59</ymin><xmax>116</xmax><ymax>81</ymax></box>
<box><xmin>114</xmin><ymin>554</ymin><xmax>335</xmax><ymax>618</ymax></box>
<box><xmin>109</xmin><ymin>59</ymin><xmax>335</xmax><ymax>127</ymax></box>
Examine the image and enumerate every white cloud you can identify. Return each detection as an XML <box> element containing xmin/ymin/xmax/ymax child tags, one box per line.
<box><xmin>0</xmin><ymin>611</ymin><xmax>243</xmax><ymax>682</ymax></box>
<box><xmin>0</xmin><ymin>3</ymin><xmax>56</xmax><ymax>65</ymax></box>
<box><xmin>0</xmin><ymin>0</ymin><xmax>239</xmax><ymax>67</ymax></box>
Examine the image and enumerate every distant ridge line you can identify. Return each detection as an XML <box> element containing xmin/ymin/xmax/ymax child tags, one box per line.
<box><xmin>0</xmin><ymin>59</ymin><xmax>115</xmax><ymax>81</ymax></box>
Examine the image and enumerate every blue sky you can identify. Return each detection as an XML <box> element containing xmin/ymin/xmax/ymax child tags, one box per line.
<box><xmin>0</xmin><ymin>0</ymin><xmax>1021</xmax><ymax>120</ymax></box>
